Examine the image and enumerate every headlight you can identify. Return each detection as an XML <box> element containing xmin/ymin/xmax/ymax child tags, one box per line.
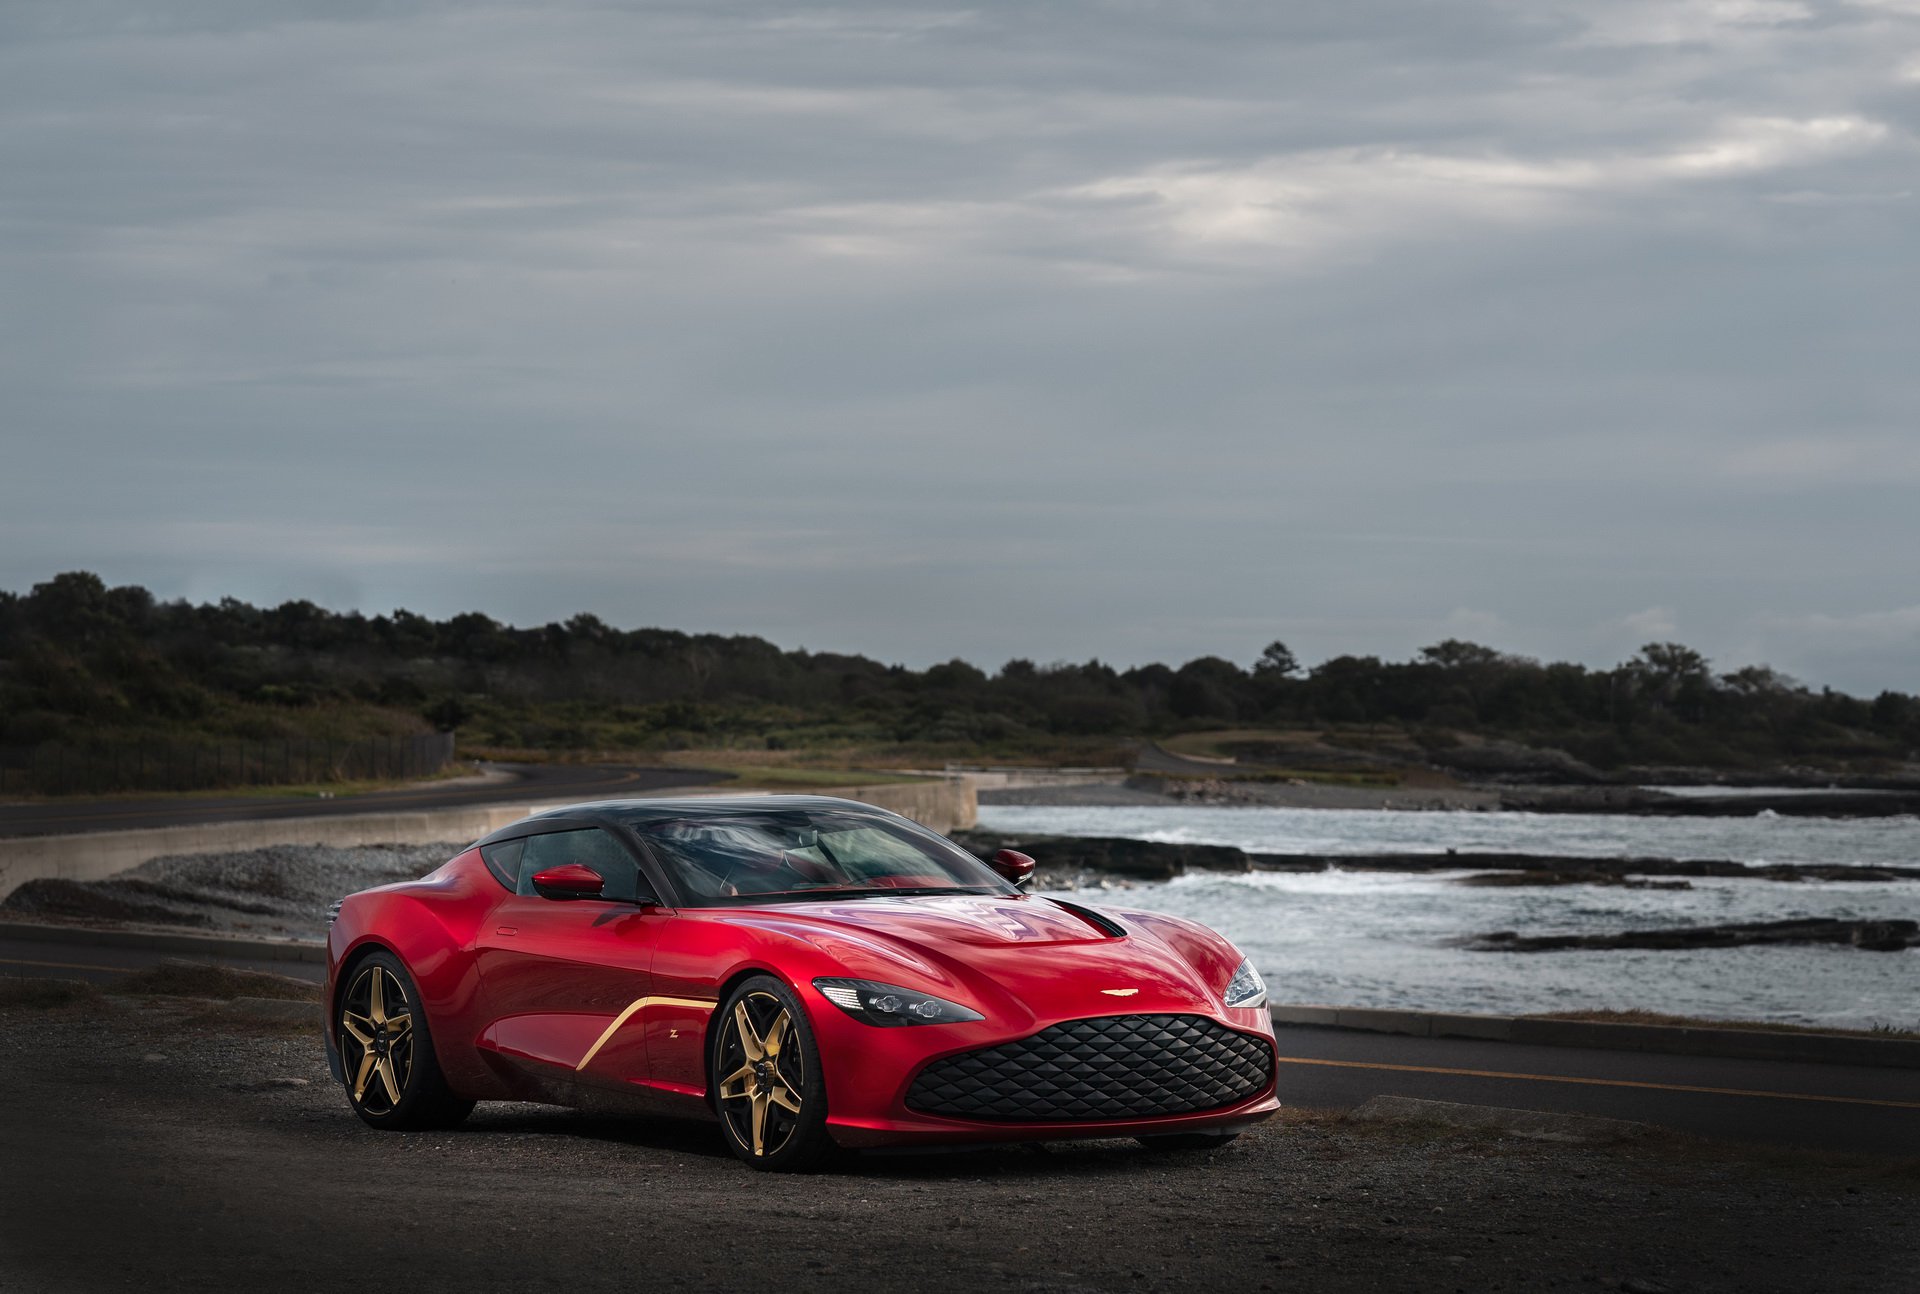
<box><xmin>813</xmin><ymin>977</ymin><xmax>984</xmax><ymax>1027</ymax></box>
<box><xmin>1223</xmin><ymin>958</ymin><xmax>1267</xmax><ymax>1009</ymax></box>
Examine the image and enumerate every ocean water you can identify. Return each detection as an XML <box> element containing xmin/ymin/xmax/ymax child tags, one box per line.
<box><xmin>980</xmin><ymin>804</ymin><xmax>1920</xmax><ymax>1029</ymax></box>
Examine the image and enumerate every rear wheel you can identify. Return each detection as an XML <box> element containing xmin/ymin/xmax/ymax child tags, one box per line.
<box><xmin>337</xmin><ymin>950</ymin><xmax>474</xmax><ymax>1131</ymax></box>
<box><xmin>1135</xmin><ymin>1132</ymin><xmax>1241</xmax><ymax>1152</ymax></box>
<box><xmin>712</xmin><ymin>975</ymin><xmax>832</xmax><ymax>1171</ymax></box>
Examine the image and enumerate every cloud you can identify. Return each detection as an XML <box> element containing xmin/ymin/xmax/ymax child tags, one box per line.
<box><xmin>1620</xmin><ymin>608</ymin><xmax>1682</xmax><ymax>640</ymax></box>
<box><xmin>1056</xmin><ymin>116</ymin><xmax>1889</xmax><ymax>264</ymax></box>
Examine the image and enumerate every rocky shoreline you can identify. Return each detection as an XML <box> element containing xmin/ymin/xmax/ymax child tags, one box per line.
<box><xmin>979</xmin><ymin>771</ymin><xmax>1920</xmax><ymax>818</ymax></box>
<box><xmin>1502</xmin><ymin>786</ymin><xmax>1920</xmax><ymax>818</ymax></box>
<box><xmin>13</xmin><ymin>832</ymin><xmax>1918</xmax><ymax>966</ymax></box>
<box><xmin>951</xmin><ymin>830</ymin><xmax>1920</xmax><ymax>886</ymax></box>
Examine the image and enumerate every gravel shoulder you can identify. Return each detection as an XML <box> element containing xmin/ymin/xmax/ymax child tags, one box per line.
<box><xmin>0</xmin><ymin>841</ymin><xmax>462</xmax><ymax>941</ymax></box>
<box><xmin>2</xmin><ymin>993</ymin><xmax>1914</xmax><ymax>1294</ymax></box>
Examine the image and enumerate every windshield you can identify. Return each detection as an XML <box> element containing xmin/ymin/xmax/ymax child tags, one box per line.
<box><xmin>634</xmin><ymin>809</ymin><xmax>1011</xmax><ymax>906</ymax></box>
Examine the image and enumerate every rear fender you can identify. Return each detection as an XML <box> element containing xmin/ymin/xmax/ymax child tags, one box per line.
<box><xmin>325</xmin><ymin>853</ymin><xmax>508</xmax><ymax>1099</ymax></box>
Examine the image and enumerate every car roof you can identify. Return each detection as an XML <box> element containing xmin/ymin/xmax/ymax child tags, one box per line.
<box><xmin>536</xmin><ymin>793</ymin><xmax>885</xmax><ymax>818</ymax></box>
<box><xmin>506</xmin><ymin>795</ymin><xmax>904</xmax><ymax>835</ymax></box>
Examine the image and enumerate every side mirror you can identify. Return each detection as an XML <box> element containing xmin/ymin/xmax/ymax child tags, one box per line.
<box><xmin>990</xmin><ymin>849</ymin><xmax>1036</xmax><ymax>888</ymax></box>
<box><xmin>530</xmin><ymin>863</ymin><xmax>605</xmax><ymax>901</ymax></box>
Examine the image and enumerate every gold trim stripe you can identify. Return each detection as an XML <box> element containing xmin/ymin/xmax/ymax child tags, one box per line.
<box><xmin>575</xmin><ymin>995</ymin><xmax>717</xmax><ymax>1071</ymax></box>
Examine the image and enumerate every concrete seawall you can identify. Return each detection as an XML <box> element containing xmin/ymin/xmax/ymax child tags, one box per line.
<box><xmin>0</xmin><ymin>778</ymin><xmax>976</xmax><ymax>902</ymax></box>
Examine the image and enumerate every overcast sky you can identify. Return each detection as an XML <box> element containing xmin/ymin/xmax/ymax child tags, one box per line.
<box><xmin>3</xmin><ymin>1</ymin><xmax>1917</xmax><ymax>692</ymax></box>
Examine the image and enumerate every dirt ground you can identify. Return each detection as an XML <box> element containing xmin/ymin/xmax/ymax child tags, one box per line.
<box><xmin>1</xmin><ymin>990</ymin><xmax>1915</xmax><ymax>1294</ymax></box>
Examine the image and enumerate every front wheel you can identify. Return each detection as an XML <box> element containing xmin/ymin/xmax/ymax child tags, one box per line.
<box><xmin>337</xmin><ymin>950</ymin><xmax>474</xmax><ymax>1131</ymax></box>
<box><xmin>711</xmin><ymin>975</ymin><xmax>833</xmax><ymax>1171</ymax></box>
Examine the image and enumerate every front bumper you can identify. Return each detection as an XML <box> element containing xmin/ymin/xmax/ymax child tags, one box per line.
<box><xmin>815</xmin><ymin>1003</ymin><xmax>1281</xmax><ymax>1148</ymax></box>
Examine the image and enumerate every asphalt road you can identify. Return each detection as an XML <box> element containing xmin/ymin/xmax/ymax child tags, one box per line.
<box><xmin>1265</xmin><ymin>1024</ymin><xmax>1920</xmax><ymax>1157</ymax></box>
<box><xmin>2</xmin><ymin>925</ymin><xmax>1912</xmax><ymax>1157</ymax></box>
<box><xmin>0</xmin><ymin>761</ymin><xmax>724</xmax><ymax>838</ymax></box>
<box><xmin>0</xmin><ymin>933</ymin><xmax>325</xmax><ymax>984</ymax></box>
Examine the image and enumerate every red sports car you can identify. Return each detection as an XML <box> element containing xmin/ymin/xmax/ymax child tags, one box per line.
<box><xmin>324</xmin><ymin>795</ymin><xmax>1279</xmax><ymax>1169</ymax></box>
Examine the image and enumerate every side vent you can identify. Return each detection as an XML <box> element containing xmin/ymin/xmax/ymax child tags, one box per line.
<box><xmin>326</xmin><ymin>898</ymin><xmax>344</xmax><ymax>927</ymax></box>
<box><xmin>1047</xmin><ymin>898</ymin><xmax>1126</xmax><ymax>938</ymax></box>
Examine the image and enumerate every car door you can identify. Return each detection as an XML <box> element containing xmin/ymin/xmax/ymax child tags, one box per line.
<box><xmin>473</xmin><ymin>826</ymin><xmax>667</xmax><ymax>1096</ymax></box>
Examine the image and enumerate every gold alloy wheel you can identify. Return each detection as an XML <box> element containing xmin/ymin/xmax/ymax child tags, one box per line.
<box><xmin>339</xmin><ymin>964</ymin><xmax>414</xmax><ymax>1116</ymax></box>
<box><xmin>716</xmin><ymin>991</ymin><xmax>806</xmax><ymax>1159</ymax></box>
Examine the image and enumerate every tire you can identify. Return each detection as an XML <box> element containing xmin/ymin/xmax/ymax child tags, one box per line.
<box><xmin>711</xmin><ymin>975</ymin><xmax>833</xmax><ymax>1171</ymax></box>
<box><xmin>1135</xmin><ymin>1132</ymin><xmax>1241</xmax><ymax>1152</ymax></box>
<box><xmin>336</xmin><ymin>950</ymin><xmax>474</xmax><ymax>1131</ymax></box>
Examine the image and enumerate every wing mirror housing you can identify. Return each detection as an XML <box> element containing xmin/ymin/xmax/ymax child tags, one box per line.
<box><xmin>990</xmin><ymin>849</ymin><xmax>1036</xmax><ymax>889</ymax></box>
<box><xmin>530</xmin><ymin>863</ymin><xmax>605</xmax><ymax>901</ymax></box>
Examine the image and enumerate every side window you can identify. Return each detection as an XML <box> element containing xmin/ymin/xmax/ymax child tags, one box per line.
<box><xmin>479</xmin><ymin>838</ymin><xmax>524</xmax><ymax>892</ymax></box>
<box><xmin>514</xmin><ymin>828</ymin><xmax>649</xmax><ymax>902</ymax></box>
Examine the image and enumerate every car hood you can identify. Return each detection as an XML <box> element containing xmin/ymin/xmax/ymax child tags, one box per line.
<box><xmin>711</xmin><ymin>894</ymin><xmax>1232</xmax><ymax>1024</ymax></box>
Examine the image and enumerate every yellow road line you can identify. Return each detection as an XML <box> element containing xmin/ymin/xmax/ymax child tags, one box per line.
<box><xmin>0</xmin><ymin>955</ymin><xmax>133</xmax><ymax>975</ymax></box>
<box><xmin>1274</xmin><ymin>1054</ymin><xmax>1920</xmax><ymax>1111</ymax></box>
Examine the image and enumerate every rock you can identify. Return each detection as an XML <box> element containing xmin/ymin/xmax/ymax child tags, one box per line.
<box><xmin>228</xmin><ymin>1076</ymin><xmax>312</xmax><ymax>1093</ymax></box>
<box><xmin>1249</xmin><ymin>851</ymin><xmax>1918</xmax><ymax>883</ymax></box>
<box><xmin>1506</xmin><ymin>786</ymin><xmax>1920</xmax><ymax>819</ymax></box>
<box><xmin>1465</xmin><ymin>917</ymin><xmax>1920</xmax><ymax>953</ymax></box>
<box><xmin>953</xmin><ymin>831</ymin><xmax>1252</xmax><ymax>881</ymax></box>
<box><xmin>1851</xmin><ymin>921</ymin><xmax>1916</xmax><ymax>952</ymax></box>
<box><xmin>225</xmin><ymin>996</ymin><xmax>317</xmax><ymax>1022</ymax></box>
<box><xmin>1456</xmin><ymin>870</ymin><xmax>1693</xmax><ymax>891</ymax></box>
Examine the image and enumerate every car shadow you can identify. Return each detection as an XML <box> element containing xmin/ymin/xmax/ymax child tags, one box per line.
<box><xmin>842</xmin><ymin>1138</ymin><xmax>1205</xmax><ymax>1181</ymax></box>
<box><xmin>457</xmin><ymin>1103</ymin><xmax>736</xmax><ymax>1159</ymax></box>
<box><xmin>449</xmin><ymin>1103</ymin><xmax>1226</xmax><ymax>1178</ymax></box>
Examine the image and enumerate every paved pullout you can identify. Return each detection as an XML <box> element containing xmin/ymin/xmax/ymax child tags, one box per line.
<box><xmin>1</xmin><ymin>994</ymin><xmax>1915</xmax><ymax>1294</ymax></box>
<box><xmin>0</xmin><ymin>761</ymin><xmax>723</xmax><ymax>838</ymax></box>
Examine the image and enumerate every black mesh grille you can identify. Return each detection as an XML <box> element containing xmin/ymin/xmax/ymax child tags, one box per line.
<box><xmin>905</xmin><ymin>1014</ymin><xmax>1273</xmax><ymax>1122</ymax></box>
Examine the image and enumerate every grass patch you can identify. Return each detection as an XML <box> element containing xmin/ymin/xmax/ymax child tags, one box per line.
<box><xmin>0</xmin><ymin>976</ymin><xmax>104</xmax><ymax>1010</ymax></box>
<box><xmin>652</xmin><ymin>751</ymin><xmax>935</xmax><ymax>790</ymax></box>
<box><xmin>1161</xmin><ymin>728</ymin><xmax>1312</xmax><ymax>758</ymax></box>
<box><xmin>117</xmin><ymin>961</ymin><xmax>320</xmax><ymax>1003</ymax></box>
<box><xmin>691</xmin><ymin>766</ymin><xmax>931</xmax><ymax>791</ymax></box>
<box><xmin>1528</xmin><ymin>1008</ymin><xmax>1919</xmax><ymax>1040</ymax></box>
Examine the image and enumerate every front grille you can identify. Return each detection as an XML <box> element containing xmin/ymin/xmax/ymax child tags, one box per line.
<box><xmin>905</xmin><ymin>1014</ymin><xmax>1273</xmax><ymax>1122</ymax></box>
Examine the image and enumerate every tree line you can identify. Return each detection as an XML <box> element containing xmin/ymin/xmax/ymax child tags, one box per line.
<box><xmin>2</xmin><ymin>571</ymin><xmax>1914</xmax><ymax>771</ymax></box>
